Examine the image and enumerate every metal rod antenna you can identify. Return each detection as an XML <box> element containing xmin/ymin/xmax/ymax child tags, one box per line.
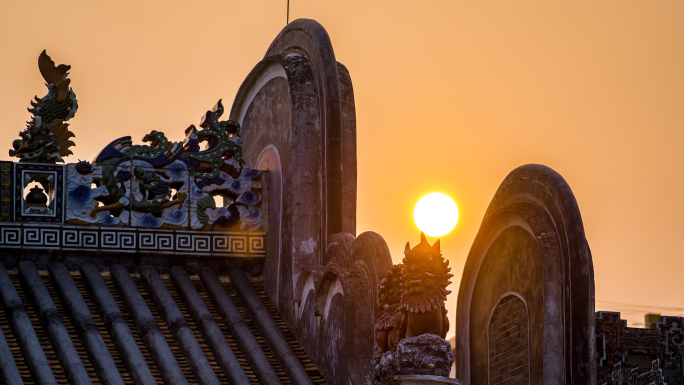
<box><xmin>287</xmin><ymin>0</ymin><xmax>290</xmax><ymax>24</ymax></box>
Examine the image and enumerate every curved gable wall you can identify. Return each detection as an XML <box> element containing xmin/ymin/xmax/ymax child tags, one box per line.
<box><xmin>456</xmin><ymin>164</ymin><xmax>596</xmax><ymax>385</ymax></box>
<box><xmin>229</xmin><ymin>20</ymin><xmax>391</xmax><ymax>385</ymax></box>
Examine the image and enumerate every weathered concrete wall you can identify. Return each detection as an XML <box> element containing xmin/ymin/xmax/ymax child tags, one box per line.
<box><xmin>232</xmin><ymin>55</ymin><xmax>317</xmax><ymax>310</ymax></box>
<box><xmin>230</xmin><ymin>19</ymin><xmax>392</xmax><ymax>384</ymax></box>
<box><xmin>263</xmin><ymin>19</ymin><xmax>358</xmax><ymax>240</ymax></box>
<box><xmin>456</xmin><ymin>164</ymin><xmax>596</xmax><ymax>385</ymax></box>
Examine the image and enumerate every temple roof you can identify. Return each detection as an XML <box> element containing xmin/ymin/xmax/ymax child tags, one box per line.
<box><xmin>0</xmin><ymin>262</ymin><xmax>325</xmax><ymax>384</ymax></box>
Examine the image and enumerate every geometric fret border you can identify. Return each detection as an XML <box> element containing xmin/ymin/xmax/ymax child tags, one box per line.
<box><xmin>0</xmin><ymin>223</ymin><xmax>266</xmax><ymax>257</ymax></box>
<box><xmin>139</xmin><ymin>231</ymin><xmax>174</xmax><ymax>252</ymax></box>
<box><xmin>23</xmin><ymin>227</ymin><xmax>60</xmax><ymax>248</ymax></box>
<box><xmin>0</xmin><ymin>226</ymin><xmax>22</xmax><ymax>248</ymax></box>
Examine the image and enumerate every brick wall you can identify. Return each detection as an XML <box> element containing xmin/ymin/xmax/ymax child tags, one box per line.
<box><xmin>488</xmin><ymin>294</ymin><xmax>530</xmax><ymax>385</ymax></box>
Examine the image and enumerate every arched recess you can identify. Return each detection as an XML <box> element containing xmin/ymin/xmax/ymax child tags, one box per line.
<box><xmin>313</xmin><ymin>266</ymin><xmax>374</xmax><ymax>385</ymax></box>
<box><xmin>487</xmin><ymin>293</ymin><xmax>531</xmax><ymax>385</ymax></box>
<box><xmin>315</xmin><ymin>271</ymin><xmax>348</xmax><ymax>382</ymax></box>
<box><xmin>315</xmin><ymin>270</ymin><xmax>343</xmax><ymax>320</ymax></box>
<box><xmin>256</xmin><ymin>145</ymin><xmax>283</xmax><ymax>303</ymax></box>
<box><xmin>294</xmin><ymin>269</ymin><xmax>315</xmax><ymax>323</ymax></box>
<box><xmin>456</xmin><ymin>164</ymin><xmax>595</xmax><ymax>385</ymax></box>
<box><xmin>294</xmin><ymin>269</ymin><xmax>318</xmax><ymax>354</ymax></box>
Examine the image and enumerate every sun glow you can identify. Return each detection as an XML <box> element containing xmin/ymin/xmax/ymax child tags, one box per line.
<box><xmin>413</xmin><ymin>193</ymin><xmax>459</xmax><ymax>237</ymax></box>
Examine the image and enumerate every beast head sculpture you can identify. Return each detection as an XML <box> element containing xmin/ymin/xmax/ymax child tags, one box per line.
<box><xmin>373</xmin><ymin>232</ymin><xmax>453</xmax><ymax>364</ymax></box>
<box><xmin>401</xmin><ymin>232</ymin><xmax>452</xmax><ymax>316</ymax></box>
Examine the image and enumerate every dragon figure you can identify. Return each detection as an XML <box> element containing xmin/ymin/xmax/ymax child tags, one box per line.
<box><xmin>89</xmin><ymin>131</ymin><xmax>187</xmax><ymax>218</ymax></box>
<box><xmin>88</xmin><ymin>100</ymin><xmax>250</xmax><ymax>225</ymax></box>
<box><xmin>10</xmin><ymin>50</ymin><xmax>77</xmax><ymax>163</ymax></box>
<box><xmin>374</xmin><ymin>232</ymin><xmax>452</xmax><ymax>360</ymax></box>
<box><xmin>394</xmin><ymin>232</ymin><xmax>452</xmax><ymax>340</ymax></box>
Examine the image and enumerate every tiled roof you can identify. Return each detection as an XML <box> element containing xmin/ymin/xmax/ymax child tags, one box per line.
<box><xmin>0</xmin><ymin>261</ymin><xmax>326</xmax><ymax>384</ymax></box>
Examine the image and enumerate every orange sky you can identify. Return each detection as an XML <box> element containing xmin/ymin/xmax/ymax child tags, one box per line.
<box><xmin>2</xmin><ymin>1</ymin><xmax>683</xmax><ymax>337</ymax></box>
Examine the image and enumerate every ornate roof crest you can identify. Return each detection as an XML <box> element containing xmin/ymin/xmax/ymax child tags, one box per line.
<box><xmin>10</xmin><ymin>50</ymin><xmax>78</xmax><ymax>163</ymax></box>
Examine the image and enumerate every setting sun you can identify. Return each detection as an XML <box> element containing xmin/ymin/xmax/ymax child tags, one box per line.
<box><xmin>414</xmin><ymin>193</ymin><xmax>459</xmax><ymax>237</ymax></box>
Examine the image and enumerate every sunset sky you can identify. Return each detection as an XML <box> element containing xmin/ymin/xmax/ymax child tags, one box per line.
<box><xmin>2</xmin><ymin>1</ymin><xmax>683</xmax><ymax>337</ymax></box>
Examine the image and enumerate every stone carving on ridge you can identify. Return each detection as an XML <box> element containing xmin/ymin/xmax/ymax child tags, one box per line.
<box><xmin>63</xmin><ymin>99</ymin><xmax>263</xmax><ymax>230</ymax></box>
<box><xmin>371</xmin><ymin>233</ymin><xmax>457</xmax><ymax>385</ymax></box>
<box><xmin>10</xmin><ymin>50</ymin><xmax>77</xmax><ymax>163</ymax></box>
